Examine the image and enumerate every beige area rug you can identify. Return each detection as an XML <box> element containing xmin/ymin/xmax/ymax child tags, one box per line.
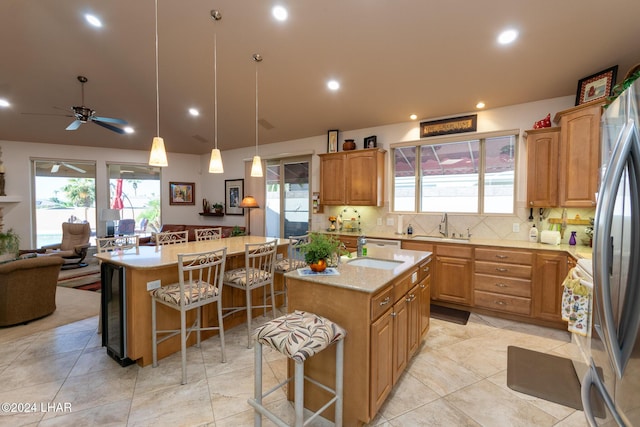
<box><xmin>57</xmin><ymin>257</ymin><xmax>101</xmax><ymax>288</ymax></box>
<box><xmin>0</xmin><ymin>287</ymin><xmax>100</xmax><ymax>343</ymax></box>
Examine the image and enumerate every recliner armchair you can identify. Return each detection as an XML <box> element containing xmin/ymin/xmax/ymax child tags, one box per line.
<box><xmin>40</xmin><ymin>222</ymin><xmax>91</xmax><ymax>269</ymax></box>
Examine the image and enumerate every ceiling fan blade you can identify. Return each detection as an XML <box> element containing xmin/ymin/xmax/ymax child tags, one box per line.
<box><xmin>66</xmin><ymin>120</ymin><xmax>83</xmax><ymax>130</ymax></box>
<box><xmin>93</xmin><ymin>116</ymin><xmax>127</xmax><ymax>125</ymax></box>
<box><xmin>21</xmin><ymin>112</ymin><xmax>74</xmax><ymax>118</ymax></box>
<box><xmin>93</xmin><ymin>120</ymin><xmax>126</xmax><ymax>134</ymax></box>
<box><xmin>61</xmin><ymin>162</ymin><xmax>86</xmax><ymax>173</ymax></box>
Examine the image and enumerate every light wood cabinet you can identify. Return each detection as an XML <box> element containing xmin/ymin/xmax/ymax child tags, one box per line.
<box><xmin>533</xmin><ymin>251</ymin><xmax>568</xmax><ymax>322</ymax></box>
<box><xmin>434</xmin><ymin>245</ymin><xmax>473</xmax><ymax>305</ymax></box>
<box><xmin>370</xmin><ymin>307</ymin><xmax>393</xmax><ymax>413</ymax></box>
<box><xmin>417</xmin><ymin>258</ymin><xmax>431</xmax><ymax>339</ymax></box>
<box><xmin>554</xmin><ymin>100</ymin><xmax>604</xmax><ymax>207</ymax></box>
<box><xmin>525</xmin><ymin>127</ymin><xmax>560</xmax><ymax>207</ymax></box>
<box><xmin>474</xmin><ymin>247</ymin><xmax>533</xmax><ymax>316</ymax></box>
<box><xmin>319</xmin><ymin>148</ymin><xmax>386</xmax><ymax>206</ymax></box>
<box><xmin>391</xmin><ymin>296</ymin><xmax>409</xmax><ymax>384</ymax></box>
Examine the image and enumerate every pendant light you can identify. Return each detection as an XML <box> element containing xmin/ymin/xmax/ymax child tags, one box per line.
<box><xmin>208</xmin><ymin>9</ymin><xmax>224</xmax><ymax>173</ymax></box>
<box><xmin>250</xmin><ymin>53</ymin><xmax>263</xmax><ymax>177</ymax></box>
<box><xmin>149</xmin><ymin>0</ymin><xmax>168</xmax><ymax>167</ymax></box>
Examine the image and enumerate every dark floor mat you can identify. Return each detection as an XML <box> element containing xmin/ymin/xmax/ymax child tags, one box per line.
<box><xmin>507</xmin><ymin>346</ymin><xmax>605</xmax><ymax>417</ymax></box>
<box><xmin>430</xmin><ymin>304</ymin><xmax>470</xmax><ymax>325</ymax></box>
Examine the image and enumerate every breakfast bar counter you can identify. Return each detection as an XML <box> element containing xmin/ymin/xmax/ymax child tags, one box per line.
<box><xmin>95</xmin><ymin>236</ymin><xmax>288</xmax><ymax>367</ymax></box>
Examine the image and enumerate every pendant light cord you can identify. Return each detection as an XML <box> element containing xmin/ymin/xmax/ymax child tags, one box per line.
<box><xmin>255</xmin><ymin>64</ymin><xmax>258</xmax><ymax>156</ymax></box>
<box><xmin>154</xmin><ymin>0</ymin><xmax>160</xmax><ymax>137</ymax></box>
<box><xmin>214</xmin><ymin>33</ymin><xmax>218</xmax><ymax>150</ymax></box>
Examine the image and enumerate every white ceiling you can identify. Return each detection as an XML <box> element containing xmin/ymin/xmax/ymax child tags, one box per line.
<box><xmin>1</xmin><ymin>0</ymin><xmax>639</xmax><ymax>156</ymax></box>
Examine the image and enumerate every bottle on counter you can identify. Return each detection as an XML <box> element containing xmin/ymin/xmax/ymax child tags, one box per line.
<box><xmin>407</xmin><ymin>224</ymin><xmax>413</xmax><ymax>235</ymax></box>
<box><xmin>529</xmin><ymin>224</ymin><xmax>538</xmax><ymax>243</ymax></box>
<box><xmin>569</xmin><ymin>231</ymin><xmax>577</xmax><ymax>246</ymax></box>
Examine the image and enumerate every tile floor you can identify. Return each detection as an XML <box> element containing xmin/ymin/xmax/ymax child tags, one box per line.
<box><xmin>0</xmin><ymin>291</ymin><xmax>590</xmax><ymax>427</ymax></box>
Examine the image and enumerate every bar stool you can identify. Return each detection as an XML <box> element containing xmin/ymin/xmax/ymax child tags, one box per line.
<box><xmin>248</xmin><ymin>310</ymin><xmax>346</xmax><ymax>427</ymax></box>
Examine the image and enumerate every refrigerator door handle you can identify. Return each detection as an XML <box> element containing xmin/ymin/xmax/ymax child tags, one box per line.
<box><xmin>581</xmin><ymin>364</ymin><xmax>626</xmax><ymax>426</ymax></box>
<box><xmin>593</xmin><ymin>120</ymin><xmax>640</xmax><ymax>378</ymax></box>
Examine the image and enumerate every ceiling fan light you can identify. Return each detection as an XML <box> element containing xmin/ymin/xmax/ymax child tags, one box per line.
<box><xmin>209</xmin><ymin>148</ymin><xmax>224</xmax><ymax>173</ymax></box>
<box><xmin>250</xmin><ymin>155</ymin><xmax>263</xmax><ymax>177</ymax></box>
<box><xmin>149</xmin><ymin>137</ymin><xmax>168</xmax><ymax>167</ymax></box>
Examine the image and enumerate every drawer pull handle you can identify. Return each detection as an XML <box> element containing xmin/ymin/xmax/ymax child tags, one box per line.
<box><xmin>495</xmin><ymin>283</ymin><xmax>508</xmax><ymax>288</ymax></box>
<box><xmin>420</xmin><ymin>284</ymin><xmax>426</xmax><ymax>289</ymax></box>
<box><xmin>496</xmin><ymin>268</ymin><xmax>508</xmax><ymax>272</ymax></box>
<box><xmin>379</xmin><ymin>297</ymin><xmax>391</xmax><ymax>306</ymax></box>
<box><xmin>423</xmin><ymin>267</ymin><xmax>430</xmax><ymax>273</ymax></box>
<box><xmin>494</xmin><ymin>300</ymin><xmax>507</xmax><ymax>306</ymax></box>
<box><xmin>495</xmin><ymin>255</ymin><xmax>508</xmax><ymax>259</ymax></box>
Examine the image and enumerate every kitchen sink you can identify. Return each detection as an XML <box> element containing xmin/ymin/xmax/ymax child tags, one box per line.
<box><xmin>410</xmin><ymin>235</ymin><xmax>469</xmax><ymax>242</ymax></box>
<box><xmin>346</xmin><ymin>258</ymin><xmax>404</xmax><ymax>270</ymax></box>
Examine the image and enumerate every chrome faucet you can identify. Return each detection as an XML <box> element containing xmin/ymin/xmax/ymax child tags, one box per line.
<box><xmin>439</xmin><ymin>213</ymin><xmax>448</xmax><ymax>238</ymax></box>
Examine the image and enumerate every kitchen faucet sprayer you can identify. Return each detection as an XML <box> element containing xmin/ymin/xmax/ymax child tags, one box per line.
<box><xmin>439</xmin><ymin>212</ymin><xmax>448</xmax><ymax>238</ymax></box>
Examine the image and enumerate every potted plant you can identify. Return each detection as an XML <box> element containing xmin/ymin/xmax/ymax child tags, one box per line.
<box><xmin>231</xmin><ymin>225</ymin><xmax>245</xmax><ymax>236</ymax></box>
<box><xmin>300</xmin><ymin>232</ymin><xmax>341</xmax><ymax>272</ymax></box>
<box><xmin>0</xmin><ymin>228</ymin><xmax>20</xmax><ymax>262</ymax></box>
<box><xmin>212</xmin><ymin>202</ymin><xmax>224</xmax><ymax>214</ymax></box>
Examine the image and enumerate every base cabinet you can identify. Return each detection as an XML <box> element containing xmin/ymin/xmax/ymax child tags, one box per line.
<box><xmin>371</xmin><ymin>309</ymin><xmax>393</xmax><ymax>413</ymax></box>
<box><xmin>533</xmin><ymin>251</ymin><xmax>568</xmax><ymax>322</ymax></box>
<box><xmin>434</xmin><ymin>245</ymin><xmax>473</xmax><ymax>305</ymax></box>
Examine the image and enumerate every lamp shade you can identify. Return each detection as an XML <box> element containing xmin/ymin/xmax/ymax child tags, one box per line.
<box><xmin>209</xmin><ymin>148</ymin><xmax>224</xmax><ymax>173</ymax></box>
<box><xmin>250</xmin><ymin>155</ymin><xmax>263</xmax><ymax>177</ymax></box>
<box><xmin>239</xmin><ymin>196</ymin><xmax>260</xmax><ymax>209</ymax></box>
<box><xmin>149</xmin><ymin>137</ymin><xmax>168</xmax><ymax>167</ymax></box>
<box><xmin>100</xmin><ymin>208</ymin><xmax>121</xmax><ymax>221</ymax></box>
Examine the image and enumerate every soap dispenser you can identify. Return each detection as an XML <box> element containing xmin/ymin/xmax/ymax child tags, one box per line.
<box><xmin>529</xmin><ymin>224</ymin><xmax>538</xmax><ymax>243</ymax></box>
<box><xmin>407</xmin><ymin>224</ymin><xmax>413</xmax><ymax>235</ymax></box>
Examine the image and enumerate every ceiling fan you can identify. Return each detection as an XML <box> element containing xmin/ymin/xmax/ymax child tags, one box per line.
<box><xmin>51</xmin><ymin>162</ymin><xmax>86</xmax><ymax>173</ymax></box>
<box><xmin>27</xmin><ymin>76</ymin><xmax>128</xmax><ymax>134</ymax></box>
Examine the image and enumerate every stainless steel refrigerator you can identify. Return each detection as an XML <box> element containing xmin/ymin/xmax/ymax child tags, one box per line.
<box><xmin>581</xmin><ymin>79</ymin><xmax>640</xmax><ymax>425</ymax></box>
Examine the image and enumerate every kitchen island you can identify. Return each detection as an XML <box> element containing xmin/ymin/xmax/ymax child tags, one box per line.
<box><xmin>95</xmin><ymin>236</ymin><xmax>288</xmax><ymax>367</ymax></box>
<box><xmin>284</xmin><ymin>245</ymin><xmax>432</xmax><ymax>426</ymax></box>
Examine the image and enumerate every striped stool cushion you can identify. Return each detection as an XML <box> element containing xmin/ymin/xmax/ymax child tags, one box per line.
<box><xmin>274</xmin><ymin>258</ymin><xmax>306</xmax><ymax>272</ymax></box>
<box><xmin>223</xmin><ymin>267</ymin><xmax>272</xmax><ymax>287</ymax></box>
<box><xmin>255</xmin><ymin>310</ymin><xmax>346</xmax><ymax>362</ymax></box>
<box><xmin>150</xmin><ymin>281</ymin><xmax>218</xmax><ymax>305</ymax></box>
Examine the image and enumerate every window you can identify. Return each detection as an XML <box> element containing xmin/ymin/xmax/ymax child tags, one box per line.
<box><xmin>393</xmin><ymin>132</ymin><xmax>516</xmax><ymax>214</ymax></box>
<box><xmin>32</xmin><ymin>159</ymin><xmax>97</xmax><ymax>247</ymax></box>
<box><xmin>265</xmin><ymin>156</ymin><xmax>311</xmax><ymax>238</ymax></box>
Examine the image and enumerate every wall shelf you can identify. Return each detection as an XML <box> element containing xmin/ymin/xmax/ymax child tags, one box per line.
<box><xmin>0</xmin><ymin>196</ymin><xmax>22</xmax><ymax>203</ymax></box>
<box><xmin>199</xmin><ymin>212</ymin><xmax>224</xmax><ymax>217</ymax></box>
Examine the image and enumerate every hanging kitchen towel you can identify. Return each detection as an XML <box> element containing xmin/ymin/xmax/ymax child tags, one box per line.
<box><xmin>567</xmin><ymin>282</ymin><xmax>591</xmax><ymax>337</ymax></box>
<box><xmin>561</xmin><ymin>269</ymin><xmax>579</xmax><ymax>322</ymax></box>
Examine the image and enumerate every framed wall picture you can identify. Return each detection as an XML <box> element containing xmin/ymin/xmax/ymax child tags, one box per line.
<box><xmin>327</xmin><ymin>129</ymin><xmax>339</xmax><ymax>153</ymax></box>
<box><xmin>364</xmin><ymin>135</ymin><xmax>377</xmax><ymax>149</ymax></box>
<box><xmin>169</xmin><ymin>182</ymin><xmax>195</xmax><ymax>205</ymax></box>
<box><xmin>575</xmin><ymin>65</ymin><xmax>618</xmax><ymax>105</ymax></box>
<box><xmin>225</xmin><ymin>178</ymin><xmax>244</xmax><ymax>215</ymax></box>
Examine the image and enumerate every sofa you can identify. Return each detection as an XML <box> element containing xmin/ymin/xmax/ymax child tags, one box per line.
<box><xmin>139</xmin><ymin>224</ymin><xmax>245</xmax><ymax>246</ymax></box>
<box><xmin>0</xmin><ymin>255</ymin><xmax>65</xmax><ymax>326</ymax></box>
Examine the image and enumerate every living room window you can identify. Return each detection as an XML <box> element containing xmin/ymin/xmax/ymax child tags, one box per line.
<box><xmin>32</xmin><ymin>159</ymin><xmax>97</xmax><ymax>247</ymax></box>
<box><xmin>392</xmin><ymin>131</ymin><xmax>517</xmax><ymax>214</ymax></box>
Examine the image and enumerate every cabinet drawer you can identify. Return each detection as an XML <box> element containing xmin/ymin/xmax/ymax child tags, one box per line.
<box><xmin>475</xmin><ymin>261</ymin><xmax>532</xmax><ymax>279</ymax></box>
<box><xmin>417</xmin><ymin>259</ymin><xmax>432</xmax><ymax>282</ymax></box>
<box><xmin>475</xmin><ymin>248</ymin><xmax>533</xmax><ymax>265</ymax></box>
<box><xmin>474</xmin><ymin>274</ymin><xmax>531</xmax><ymax>298</ymax></box>
<box><xmin>437</xmin><ymin>245</ymin><xmax>473</xmax><ymax>258</ymax></box>
<box><xmin>394</xmin><ymin>269</ymin><xmax>418</xmax><ymax>302</ymax></box>
<box><xmin>371</xmin><ymin>286</ymin><xmax>394</xmax><ymax>321</ymax></box>
<box><xmin>474</xmin><ymin>290</ymin><xmax>531</xmax><ymax>316</ymax></box>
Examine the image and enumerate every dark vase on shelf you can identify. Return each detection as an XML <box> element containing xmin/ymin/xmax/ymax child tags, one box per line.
<box><xmin>343</xmin><ymin>139</ymin><xmax>356</xmax><ymax>151</ymax></box>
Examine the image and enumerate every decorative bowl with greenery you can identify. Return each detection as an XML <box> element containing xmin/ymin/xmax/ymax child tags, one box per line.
<box><xmin>212</xmin><ymin>202</ymin><xmax>224</xmax><ymax>213</ymax></box>
<box><xmin>300</xmin><ymin>232</ymin><xmax>341</xmax><ymax>272</ymax></box>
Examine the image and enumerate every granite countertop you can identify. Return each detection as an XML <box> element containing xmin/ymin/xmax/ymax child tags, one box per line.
<box><xmin>94</xmin><ymin>236</ymin><xmax>288</xmax><ymax>269</ymax></box>
<box><xmin>285</xmin><ymin>245</ymin><xmax>432</xmax><ymax>294</ymax></box>
<box><xmin>319</xmin><ymin>230</ymin><xmax>592</xmax><ymax>260</ymax></box>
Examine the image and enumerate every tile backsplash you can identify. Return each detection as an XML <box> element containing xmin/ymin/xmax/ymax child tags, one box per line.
<box><xmin>313</xmin><ymin>205</ymin><xmax>595</xmax><ymax>246</ymax></box>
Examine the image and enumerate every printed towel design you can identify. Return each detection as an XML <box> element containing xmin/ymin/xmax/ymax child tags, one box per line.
<box><xmin>561</xmin><ymin>268</ymin><xmax>591</xmax><ymax>337</ymax></box>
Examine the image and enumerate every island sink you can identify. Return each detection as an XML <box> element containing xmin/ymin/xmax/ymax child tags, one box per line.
<box><xmin>346</xmin><ymin>257</ymin><xmax>404</xmax><ymax>270</ymax></box>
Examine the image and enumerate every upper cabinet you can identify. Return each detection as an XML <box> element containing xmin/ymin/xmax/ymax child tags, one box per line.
<box><xmin>525</xmin><ymin>99</ymin><xmax>604</xmax><ymax>208</ymax></box>
<box><xmin>525</xmin><ymin>127</ymin><xmax>560</xmax><ymax>207</ymax></box>
<box><xmin>554</xmin><ymin>100</ymin><xmax>604</xmax><ymax>207</ymax></box>
<box><xmin>319</xmin><ymin>148</ymin><xmax>386</xmax><ymax>206</ymax></box>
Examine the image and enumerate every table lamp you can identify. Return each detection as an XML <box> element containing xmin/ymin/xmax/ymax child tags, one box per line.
<box><xmin>101</xmin><ymin>208</ymin><xmax>121</xmax><ymax>237</ymax></box>
<box><xmin>239</xmin><ymin>196</ymin><xmax>259</xmax><ymax>235</ymax></box>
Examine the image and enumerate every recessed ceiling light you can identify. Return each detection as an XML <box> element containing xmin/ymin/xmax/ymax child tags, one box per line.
<box><xmin>124</xmin><ymin>126</ymin><xmax>135</xmax><ymax>134</ymax></box>
<box><xmin>0</xmin><ymin>99</ymin><xmax>10</xmax><ymax>108</ymax></box>
<box><xmin>272</xmin><ymin>6</ymin><xmax>288</xmax><ymax>21</ymax></box>
<box><xmin>410</xmin><ymin>114</ymin><xmax>417</xmax><ymax>120</ymax></box>
<box><xmin>497</xmin><ymin>29</ymin><xmax>518</xmax><ymax>45</ymax></box>
<box><xmin>84</xmin><ymin>14</ymin><xmax>102</xmax><ymax>28</ymax></box>
<box><xmin>327</xmin><ymin>80</ymin><xmax>340</xmax><ymax>91</ymax></box>
<box><xmin>476</xmin><ymin>102</ymin><xmax>485</xmax><ymax>109</ymax></box>
<box><xmin>189</xmin><ymin>108</ymin><xmax>200</xmax><ymax>116</ymax></box>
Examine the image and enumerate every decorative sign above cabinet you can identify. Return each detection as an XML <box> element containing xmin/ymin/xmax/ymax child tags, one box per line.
<box><xmin>420</xmin><ymin>114</ymin><xmax>477</xmax><ymax>138</ymax></box>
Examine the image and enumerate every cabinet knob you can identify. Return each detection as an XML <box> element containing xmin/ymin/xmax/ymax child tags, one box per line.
<box><xmin>495</xmin><ymin>283</ymin><xmax>508</xmax><ymax>288</ymax></box>
<box><xmin>496</xmin><ymin>267</ymin><xmax>508</xmax><ymax>272</ymax></box>
<box><xmin>379</xmin><ymin>297</ymin><xmax>391</xmax><ymax>306</ymax></box>
<box><xmin>420</xmin><ymin>284</ymin><xmax>426</xmax><ymax>289</ymax></box>
<box><xmin>494</xmin><ymin>300</ymin><xmax>507</xmax><ymax>306</ymax></box>
<box><xmin>495</xmin><ymin>255</ymin><xmax>508</xmax><ymax>259</ymax></box>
